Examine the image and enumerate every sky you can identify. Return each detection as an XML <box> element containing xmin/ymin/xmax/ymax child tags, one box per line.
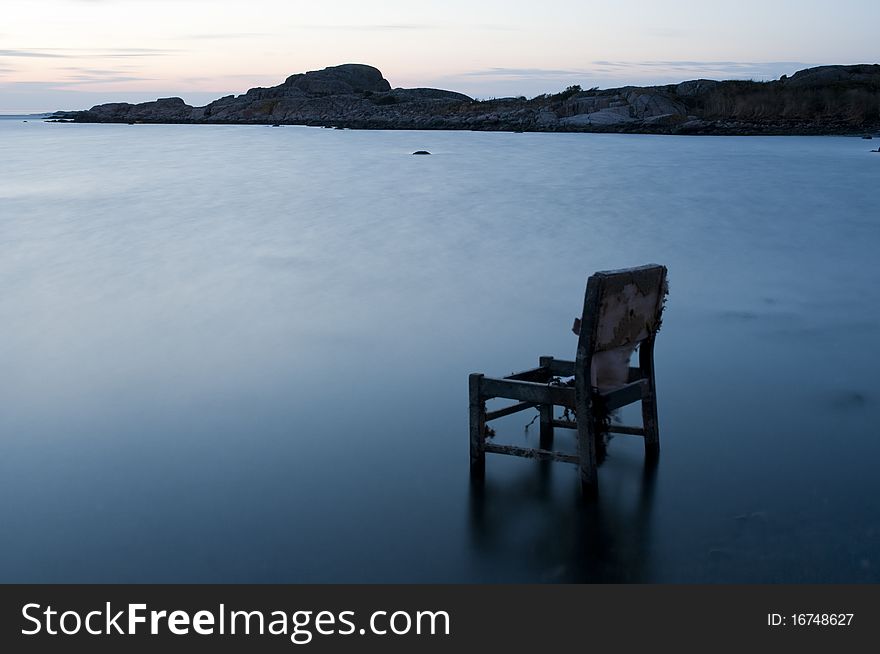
<box><xmin>1</xmin><ymin>0</ymin><xmax>878</xmax><ymax>112</ymax></box>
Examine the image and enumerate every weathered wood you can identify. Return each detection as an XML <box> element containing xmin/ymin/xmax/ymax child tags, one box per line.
<box><xmin>639</xmin><ymin>334</ymin><xmax>661</xmax><ymax>459</ymax></box>
<box><xmin>592</xmin><ymin>264</ymin><xmax>667</xmax><ymax>352</ymax></box>
<box><xmin>483</xmin><ymin>442</ymin><xmax>579</xmax><ymax>465</ymax></box>
<box><xmin>600</xmin><ymin>379</ymin><xmax>647</xmax><ymax>411</ymax></box>
<box><xmin>608</xmin><ymin>425</ymin><xmax>646</xmax><ymax>436</ymax></box>
<box><xmin>479</xmin><ymin>377</ymin><xmax>576</xmax><ymax>408</ymax></box>
<box><xmin>544</xmin><ymin>357</ymin><xmax>576</xmax><ymax>377</ymax></box>
<box><xmin>554</xmin><ymin>420</ymin><xmax>644</xmax><ymax>435</ymax></box>
<box><xmin>469</xmin><ymin>373</ymin><xmax>485</xmax><ymax>478</ymax></box>
<box><xmin>575</xmin><ymin>275</ymin><xmax>603</xmax><ymax>497</ymax></box>
<box><xmin>485</xmin><ymin>401</ymin><xmax>535</xmax><ymax>422</ymax></box>
<box><xmin>467</xmin><ymin>264</ymin><xmax>666</xmax><ymax>498</ymax></box>
<box><xmin>538</xmin><ymin>356</ymin><xmax>555</xmax><ymax>449</ymax></box>
<box><xmin>504</xmin><ymin>367</ymin><xmax>553</xmax><ymax>382</ymax></box>
<box><xmin>575</xmin><ymin>389</ymin><xmax>598</xmax><ymax>497</ymax></box>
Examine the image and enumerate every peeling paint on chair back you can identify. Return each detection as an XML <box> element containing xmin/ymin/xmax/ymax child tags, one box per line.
<box><xmin>579</xmin><ymin>264</ymin><xmax>667</xmax><ymax>391</ymax></box>
<box><xmin>592</xmin><ymin>264</ymin><xmax>667</xmax><ymax>352</ymax></box>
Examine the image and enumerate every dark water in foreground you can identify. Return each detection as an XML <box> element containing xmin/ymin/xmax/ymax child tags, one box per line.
<box><xmin>1</xmin><ymin>120</ymin><xmax>878</xmax><ymax>582</ymax></box>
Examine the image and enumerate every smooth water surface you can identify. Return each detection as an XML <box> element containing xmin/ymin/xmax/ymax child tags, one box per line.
<box><xmin>1</xmin><ymin>119</ymin><xmax>878</xmax><ymax>582</ymax></box>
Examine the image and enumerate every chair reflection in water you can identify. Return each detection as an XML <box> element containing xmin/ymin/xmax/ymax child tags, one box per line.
<box><xmin>469</xmin><ymin>264</ymin><xmax>668</xmax><ymax>497</ymax></box>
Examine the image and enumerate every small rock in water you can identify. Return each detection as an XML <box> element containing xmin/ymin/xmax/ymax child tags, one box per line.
<box><xmin>830</xmin><ymin>390</ymin><xmax>868</xmax><ymax>408</ymax></box>
<box><xmin>412</xmin><ymin>150</ymin><xmax>431</xmax><ymax>155</ymax></box>
<box><xmin>862</xmin><ymin>134</ymin><xmax>873</xmax><ymax>139</ymax></box>
<box><xmin>271</xmin><ymin>124</ymin><xmax>281</xmax><ymax>127</ymax></box>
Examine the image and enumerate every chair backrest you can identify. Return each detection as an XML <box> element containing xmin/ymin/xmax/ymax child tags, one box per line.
<box><xmin>576</xmin><ymin>264</ymin><xmax>668</xmax><ymax>389</ymax></box>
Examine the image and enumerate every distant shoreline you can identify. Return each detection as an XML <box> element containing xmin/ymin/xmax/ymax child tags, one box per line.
<box><xmin>40</xmin><ymin>118</ymin><xmax>880</xmax><ymax>137</ymax></box>
<box><xmin>48</xmin><ymin>63</ymin><xmax>880</xmax><ymax>137</ymax></box>
<box><xmin>1</xmin><ymin>113</ymin><xmax>53</xmax><ymax>119</ymax></box>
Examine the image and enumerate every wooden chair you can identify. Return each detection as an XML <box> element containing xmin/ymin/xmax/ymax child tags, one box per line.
<box><xmin>469</xmin><ymin>264</ymin><xmax>668</xmax><ymax>497</ymax></box>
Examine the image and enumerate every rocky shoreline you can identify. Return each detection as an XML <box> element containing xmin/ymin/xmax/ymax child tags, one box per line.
<box><xmin>51</xmin><ymin>63</ymin><xmax>880</xmax><ymax>136</ymax></box>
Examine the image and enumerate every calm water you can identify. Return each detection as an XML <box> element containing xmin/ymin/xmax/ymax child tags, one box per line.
<box><xmin>1</xmin><ymin>119</ymin><xmax>878</xmax><ymax>582</ymax></box>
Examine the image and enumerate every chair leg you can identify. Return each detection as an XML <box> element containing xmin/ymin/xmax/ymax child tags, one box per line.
<box><xmin>539</xmin><ymin>403</ymin><xmax>554</xmax><ymax>450</ymax></box>
<box><xmin>639</xmin><ymin>339</ymin><xmax>660</xmax><ymax>461</ymax></box>
<box><xmin>576</xmin><ymin>397</ymin><xmax>598</xmax><ymax>498</ymax></box>
<box><xmin>469</xmin><ymin>373</ymin><xmax>486</xmax><ymax>478</ymax></box>
<box><xmin>538</xmin><ymin>356</ymin><xmax>555</xmax><ymax>450</ymax></box>
<box><xmin>641</xmin><ymin>380</ymin><xmax>660</xmax><ymax>461</ymax></box>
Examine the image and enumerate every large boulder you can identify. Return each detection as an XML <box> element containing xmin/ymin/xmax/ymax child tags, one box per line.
<box><xmin>535</xmin><ymin>109</ymin><xmax>559</xmax><ymax>126</ymax></box>
<box><xmin>284</xmin><ymin>64</ymin><xmax>392</xmax><ymax>94</ymax></box>
<box><xmin>392</xmin><ymin>88</ymin><xmax>472</xmax><ymax>102</ymax></box>
<box><xmin>625</xmin><ymin>91</ymin><xmax>687</xmax><ymax>119</ymax></box>
<box><xmin>561</xmin><ymin>106</ymin><xmax>634</xmax><ymax>126</ymax></box>
<box><xmin>557</xmin><ymin>88</ymin><xmax>685</xmax><ymax>125</ymax></box>
<box><xmin>675</xmin><ymin>79</ymin><xmax>719</xmax><ymax>96</ymax></box>
<box><xmin>785</xmin><ymin>64</ymin><xmax>880</xmax><ymax>87</ymax></box>
<box><xmin>84</xmin><ymin>96</ymin><xmax>194</xmax><ymax>122</ymax></box>
<box><xmin>562</xmin><ymin>95</ymin><xmax>612</xmax><ymax>116</ymax></box>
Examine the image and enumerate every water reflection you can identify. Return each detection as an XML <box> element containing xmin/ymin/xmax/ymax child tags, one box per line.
<box><xmin>468</xmin><ymin>451</ymin><xmax>658</xmax><ymax>582</ymax></box>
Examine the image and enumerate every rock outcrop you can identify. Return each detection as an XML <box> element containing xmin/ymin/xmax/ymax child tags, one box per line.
<box><xmin>555</xmin><ymin>88</ymin><xmax>688</xmax><ymax>127</ymax></box>
<box><xmin>55</xmin><ymin>63</ymin><xmax>880</xmax><ymax>135</ymax></box>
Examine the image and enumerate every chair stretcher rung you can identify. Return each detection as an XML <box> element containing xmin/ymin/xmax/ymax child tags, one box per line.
<box><xmin>479</xmin><ymin>376</ymin><xmax>576</xmax><ymax>408</ymax></box>
<box><xmin>504</xmin><ymin>368</ymin><xmax>552</xmax><ymax>382</ymax></box>
<box><xmin>483</xmin><ymin>442</ymin><xmax>579</xmax><ymax>464</ymax></box>
<box><xmin>485</xmin><ymin>401</ymin><xmax>536</xmax><ymax>422</ymax></box>
<box><xmin>551</xmin><ymin>419</ymin><xmax>644</xmax><ymax>436</ymax></box>
<box><xmin>608</xmin><ymin>425</ymin><xmax>646</xmax><ymax>436</ymax></box>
